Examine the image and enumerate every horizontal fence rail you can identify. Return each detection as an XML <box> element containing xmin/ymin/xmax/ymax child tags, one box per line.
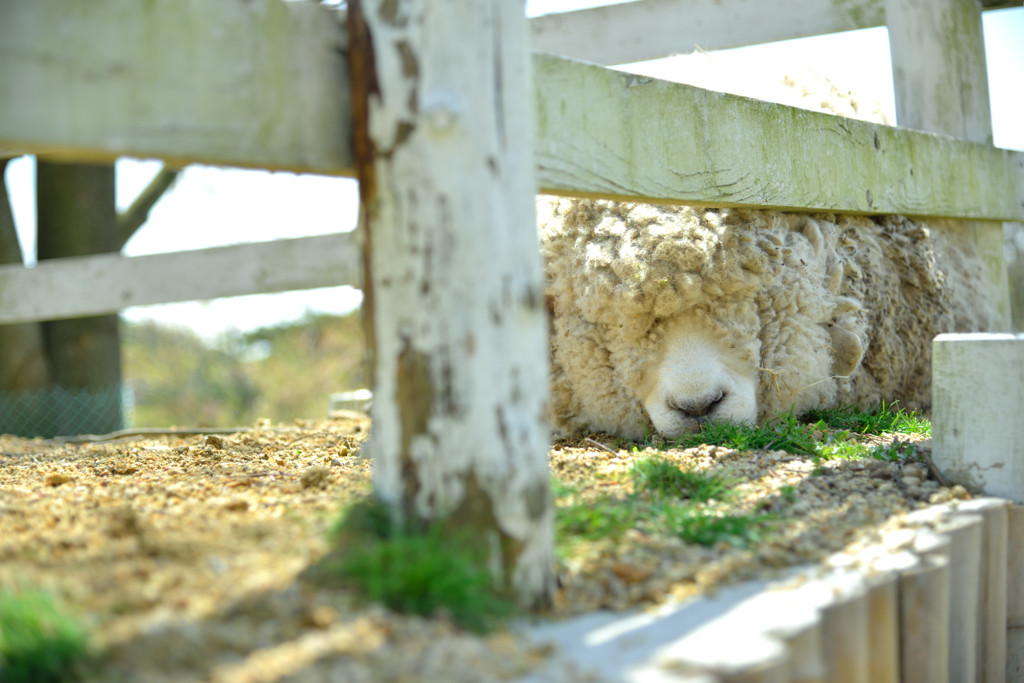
<box><xmin>0</xmin><ymin>0</ymin><xmax>353</xmax><ymax>175</ymax></box>
<box><xmin>532</xmin><ymin>54</ymin><xmax>1024</xmax><ymax>221</ymax></box>
<box><xmin>2</xmin><ymin>0</ymin><xmax>1022</xmax><ymax>223</ymax></box>
<box><xmin>529</xmin><ymin>0</ymin><xmax>1022</xmax><ymax>66</ymax></box>
<box><xmin>0</xmin><ymin>233</ymin><xmax>359</xmax><ymax>325</ymax></box>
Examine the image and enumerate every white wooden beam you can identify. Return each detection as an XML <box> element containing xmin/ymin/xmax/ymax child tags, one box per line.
<box><xmin>528</xmin><ymin>0</ymin><xmax>1023</xmax><ymax>66</ymax></box>
<box><xmin>530</xmin><ymin>0</ymin><xmax>885</xmax><ymax>66</ymax></box>
<box><xmin>0</xmin><ymin>234</ymin><xmax>359</xmax><ymax>325</ymax></box>
<box><xmin>0</xmin><ymin>0</ymin><xmax>353</xmax><ymax>175</ymax></box>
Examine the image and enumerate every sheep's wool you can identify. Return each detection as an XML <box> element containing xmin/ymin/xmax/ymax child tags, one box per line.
<box><xmin>539</xmin><ymin>197</ymin><xmax>995</xmax><ymax>439</ymax></box>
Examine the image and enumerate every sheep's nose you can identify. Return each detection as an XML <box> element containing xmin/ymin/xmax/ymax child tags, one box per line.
<box><xmin>670</xmin><ymin>390</ymin><xmax>725</xmax><ymax>419</ymax></box>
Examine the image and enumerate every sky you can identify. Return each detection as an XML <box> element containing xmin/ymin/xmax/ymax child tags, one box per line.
<box><xmin>4</xmin><ymin>3</ymin><xmax>1023</xmax><ymax>342</ymax></box>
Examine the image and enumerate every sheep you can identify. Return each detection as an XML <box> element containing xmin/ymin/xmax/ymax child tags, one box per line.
<box><xmin>539</xmin><ymin>198</ymin><xmax>996</xmax><ymax>440</ymax></box>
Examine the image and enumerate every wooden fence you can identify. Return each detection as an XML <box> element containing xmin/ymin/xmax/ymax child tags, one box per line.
<box><xmin>2</xmin><ymin>0</ymin><xmax>1024</xmax><ymax>679</ymax></box>
<box><xmin>1</xmin><ymin>0</ymin><xmax>1022</xmax><ymax>326</ymax></box>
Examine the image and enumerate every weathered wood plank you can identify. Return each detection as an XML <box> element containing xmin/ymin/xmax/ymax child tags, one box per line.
<box><xmin>887</xmin><ymin>0</ymin><xmax>994</xmax><ymax>147</ymax></box>
<box><xmin>532</xmin><ymin>54</ymin><xmax>1024</xmax><ymax>222</ymax></box>
<box><xmin>0</xmin><ymin>234</ymin><xmax>359</xmax><ymax>325</ymax></box>
<box><xmin>529</xmin><ymin>0</ymin><xmax>1022</xmax><ymax>66</ymax></box>
<box><xmin>959</xmin><ymin>498</ymin><xmax>1010</xmax><ymax>683</ymax></box>
<box><xmin>0</xmin><ymin>0</ymin><xmax>352</xmax><ymax>174</ymax></box>
<box><xmin>531</xmin><ymin>0</ymin><xmax>884</xmax><ymax>66</ymax></box>
<box><xmin>886</xmin><ymin>0</ymin><xmax>1011</xmax><ymax>328</ymax></box>
<box><xmin>350</xmin><ymin>0</ymin><xmax>554</xmax><ymax>608</ymax></box>
<box><xmin>1006</xmin><ymin>505</ymin><xmax>1024</xmax><ymax>679</ymax></box>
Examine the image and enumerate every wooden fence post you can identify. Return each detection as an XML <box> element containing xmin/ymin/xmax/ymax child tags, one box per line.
<box><xmin>901</xmin><ymin>506</ymin><xmax>986</xmax><ymax>683</ymax></box>
<box><xmin>886</xmin><ymin>3</ymin><xmax>1013</xmax><ymax>675</ymax></box>
<box><xmin>931</xmin><ymin>334</ymin><xmax>1024</xmax><ymax>678</ymax></box>
<box><xmin>1007</xmin><ymin>505</ymin><xmax>1024</xmax><ymax>679</ymax></box>
<box><xmin>900</xmin><ymin>537</ymin><xmax>951</xmax><ymax>683</ymax></box>
<box><xmin>884</xmin><ymin>0</ymin><xmax>1011</xmax><ymax>329</ymax></box>
<box><xmin>936</xmin><ymin>514</ymin><xmax>983</xmax><ymax>682</ymax></box>
<box><xmin>868</xmin><ymin>551</ymin><xmax>919</xmax><ymax>683</ymax></box>
<box><xmin>347</xmin><ymin>0</ymin><xmax>555</xmax><ymax>607</ymax></box>
<box><xmin>932</xmin><ymin>334</ymin><xmax>1024</xmax><ymax>502</ymax></box>
<box><xmin>959</xmin><ymin>498</ymin><xmax>1010</xmax><ymax>683</ymax></box>
<box><xmin>819</xmin><ymin>579</ymin><xmax>870</xmax><ymax>683</ymax></box>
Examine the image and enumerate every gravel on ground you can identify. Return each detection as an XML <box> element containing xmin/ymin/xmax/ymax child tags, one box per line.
<box><xmin>0</xmin><ymin>415</ymin><xmax>961</xmax><ymax>682</ymax></box>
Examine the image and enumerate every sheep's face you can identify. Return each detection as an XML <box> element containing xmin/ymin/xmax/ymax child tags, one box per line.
<box><xmin>540</xmin><ymin>197</ymin><xmax>876</xmax><ymax>440</ymax></box>
<box><xmin>638</xmin><ymin>318</ymin><xmax>758</xmax><ymax>436</ymax></box>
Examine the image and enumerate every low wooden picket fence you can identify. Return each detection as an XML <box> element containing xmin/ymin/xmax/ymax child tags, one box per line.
<box><xmin>646</xmin><ymin>497</ymin><xmax>1018</xmax><ymax>683</ymax></box>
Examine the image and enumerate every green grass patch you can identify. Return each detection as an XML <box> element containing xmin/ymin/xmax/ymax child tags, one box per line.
<box><xmin>663</xmin><ymin>506</ymin><xmax>770</xmax><ymax>548</ymax></box>
<box><xmin>817</xmin><ymin>432</ymin><xmax>866</xmax><ymax>460</ymax></box>
<box><xmin>819</xmin><ymin>436</ymin><xmax>918</xmax><ymax>462</ymax></box>
<box><xmin>556</xmin><ymin>493</ymin><xmax>637</xmax><ymax>541</ymax></box>
<box><xmin>808</xmin><ymin>404</ymin><xmax>927</xmax><ymax>462</ymax></box>
<box><xmin>631</xmin><ymin>457</ymin><xmax>730</xmax><ymax>502</ymax></box>
<box><xmin>805</xmin><ymin>401</ymin><xmax>930</xmax><ymax>436</ymax></box>
<box><xmin>555</xmin><ymin>457</ymin><xmax>771</xmax><ymax>552</ymax></box>
<box><xmin>0</xmin><ymin>589</ymin><xmax>91</xmax><ymax>683</ymax></box>
<box><xmin>635</xmin><ymin>403</ymin><xmax>928</xmax><ymax>463</ymax></box>
<box><xmin>326</xmin><ymin>499</ymin><xmax>516</xmax><ymax>634</ymax></box>
<box><xmin>666</xmin><ymin>411</ymin><xmax>820</xmax><ymax>456</ymax></box>
<box><xmin>553</xmin><ymin>401</ymin><xmax>931</xmax><ymax>556</ymax></box>
<box><xmin>779</xmin><ymin>484</ymin><xmax>798</xmax><ymax>504</ymax></box>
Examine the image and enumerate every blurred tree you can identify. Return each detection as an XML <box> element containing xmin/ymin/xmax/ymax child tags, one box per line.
<box><xmin>36</xmin><ymin>161</ymin><xmax>124</xmax><ymax>435</ymax></box>
<box><xmin>0</xmin><ymin>159</ymin><xmax>51</xmax><ymax>435</ymax></box>
<box><xmin>0</xmin><ymin>159</ymin><xmax>178</xmax><ymax>436</ymax></box>
<box><xmin>0</xmin><ymin>159</ymin><xmax>47</xmax><ymax>391</ymax></box>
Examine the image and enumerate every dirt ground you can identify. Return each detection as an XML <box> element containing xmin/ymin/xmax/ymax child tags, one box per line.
<box><xmin>0</xmin><ymin>415</ymin><xmax>959</xmax><ymax>682</ymax></box>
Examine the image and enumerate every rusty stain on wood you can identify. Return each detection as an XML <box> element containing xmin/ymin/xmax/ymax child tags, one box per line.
<box><xmin>347</xmin><ymin>0</ymin><xmax>380</xmax><ymax>371</ymax></box>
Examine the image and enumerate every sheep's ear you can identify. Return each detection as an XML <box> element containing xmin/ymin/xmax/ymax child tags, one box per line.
<box><xmin>828</xmin><ymin>323</ymin><xmax>865</xmax><ymax>378</ymax></box>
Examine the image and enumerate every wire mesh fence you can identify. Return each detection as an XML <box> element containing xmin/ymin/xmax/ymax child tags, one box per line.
<box><xmin>0</xmin><ymin>384</ymin><xmax>132</xmax><ymax>438</ymax></box>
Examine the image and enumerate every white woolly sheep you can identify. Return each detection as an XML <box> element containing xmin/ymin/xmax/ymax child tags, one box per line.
<box><xmin>539</xmin><ymin>198</ymin><xmax>996</xmax><ymax>439</ymax></box>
